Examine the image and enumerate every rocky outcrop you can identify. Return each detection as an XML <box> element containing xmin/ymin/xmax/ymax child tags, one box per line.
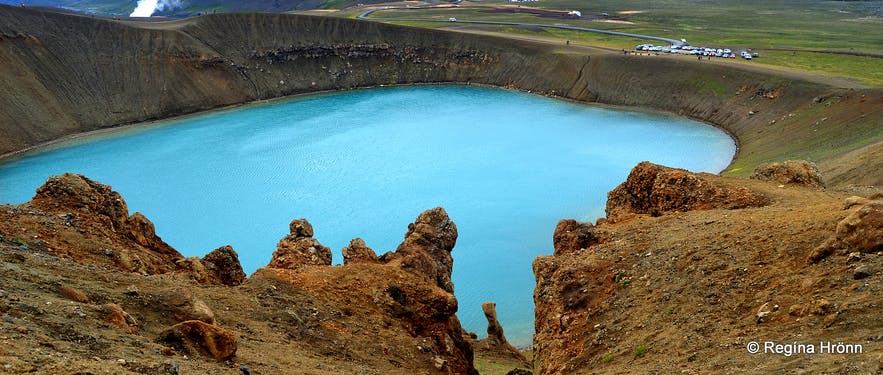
<box><xmin>26</xmin><ymin>173</ymin><xmax>183</xmax><ymax>274</ymax></box>
<box><xmin>200</xmin><ymin>245</ymin><xmax>247</xmax><ymax>286</ymax></box>
<box><xmin>33</xmin><ymin>173</ymin><xmax>131</xmax><ymax>231</ymax></box>
<box><xmin>156</xmin><ymin>320</ymin><xmax>237</xmax><ymax>361</ymax></box>
<box><xmin>342</xmin><ymin>238</ymin><xmax>379</xmax><ymax>265</ymax></box>
<box><xmin>606</xmin><ymin>162</ymin><xmax>770</xmax><ymax>221</ymax></box>
<box><xmin>809</xmin><ymin>202</ymin><xmax>883</xmax><ymax>262</ymax></box>
<box><xmin>267</xmin><ymin>218</ymin><xmax>332</xmax><ymax>269</ymax></box>
<box><xmin>385</xmin><ymin>207</ymin><xmax>459</xmax><ymax>292</ymax></box>
<box><xmin>552</xmin><ymin>219</ymin><xmax>603</xmax><ymax>256</ymax></box>
<box><xmin>751</xmin><ymin>160</ymin><xmax>825</xmax><ymax>188</ymax></box>
<box><xmin>252</xmin><ymin>207</ymin><xmax>477</xmax><ymax>374</ymax></box>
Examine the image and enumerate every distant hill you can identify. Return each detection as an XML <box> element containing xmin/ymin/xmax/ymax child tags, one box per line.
<box><xmin>1</xmin><ymin>0</ymin><xmax>377</xmax><ymax>16</ymax></box>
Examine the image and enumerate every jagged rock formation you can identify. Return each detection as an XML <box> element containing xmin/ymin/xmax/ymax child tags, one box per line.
<box><xmin>200</xmin><ymin>245</ymin><xmax>247</xmax><ymax>286</ymax></box>
<box><xmin>267</xmin><ymin>218</ymin><xmax>332</xmax><ymax>269</ymax></box>
<box><xmin>252</xmin><ymin>207</ymin><xmax>477</xmax><ymax>374</ymax></box>
<box><xmin>383</xmin><ymin>207</ymin><xmax>459</xmax><ymax>293</ymax></box>
<box><xmin>342</xmin><ymin>238</ymin><xmax>379</xmax><ymax>265</ymax></box>
<box><xmin>605</xmin><ymin>162</ymin><xmax>770</xmax><ymax>222</ymax></box>
<box><xmin>751</xmin><ymin>160</ymin><xmax>825</xmax><ymax>188</ymax></box>
<box><xmin>0</xmin><ymin>175</ymin><xmax>480</xmax><ymax>373</ymax></box>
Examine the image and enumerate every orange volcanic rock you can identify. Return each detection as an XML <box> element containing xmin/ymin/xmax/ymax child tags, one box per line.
<box><xmin>751</xmin><ymin>159</ymin><xmax>825</xmax><ymax>188</ymax></box>
<box><xmin>810</xmin><ymin>201</ymin><xmax>883</xmax><ymax>262</ymax></box>
<box><xmin>200</xmin><ymin>245</ymin><xmax>247</xmax><ymax>286</ymax></box>
<box><xmin>606</xmin><ymin>161</ymin><xmax>769</xmax><ymax>221</ymax></box>
<box><xmin>156</xmin><ymin>320</ymin><xmax>237</xmax><ymax>361</ymax></box>
<box><xmin>267</xmin><ymin>218</ymin><xmax>332</xmax><ymax>269</ymax></box>
<box><xmin>342</xmin><ymin>238</ymin><xmax>379</xmax><ymax>265</ymax></box>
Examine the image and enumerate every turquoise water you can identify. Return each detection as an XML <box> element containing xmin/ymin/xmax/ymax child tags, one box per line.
<box><xmin>0</xmin><ymin>85</ymin><xmax>734</xmax><ymax>346</ymax></box>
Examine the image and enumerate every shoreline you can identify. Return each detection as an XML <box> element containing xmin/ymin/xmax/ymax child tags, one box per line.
<box><xmin>0</xmin><ymin>82</ymin><xmax>739</xmax><ymax>172</ymax></box>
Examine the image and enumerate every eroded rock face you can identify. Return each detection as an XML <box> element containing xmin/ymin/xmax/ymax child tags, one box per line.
<box><xmin>809</xmin><ymin>202</ymin><xmax>883</xmax><ymax>263</ymax></box>
<box><xmin>390</xmin><ymin>207</ymin><xmax>458</xmax><ymax>292</ymax></box>
<box><xmin>606</xmin><ymin>162</ymin><xmax>769</xmax><ymax>221</ymax></box>
<box><xmin>156</xmin><ymin>320</ymin><xmax>237</xmax><ymax>361</ymax></box>
<box><xmin>342</xmin><ymin>238</ymin><xmax>379</xmax><ymax>265</ymax></box>
<box><xmin>532</xmin><ymin>254</ymin><xmax>615</xmax><ymax>374</ymax></box>
<box><xmin>200</xmin><ymin>245</ymin><xmax>246</xmax><ymax>286</ymax></box>
<box><xmin>267</xmin><ymin>218</ymin><xmax>331</xmax><ymax>269</ymax></box>
<box><xmin>751</xmin><ymin>160</ymin><xmax>824</xmax><ymax>188</ymax></box>
<box><xmin>553</xmin><ymin>219</ymin><xmax>602</xmax><ymax>255</ymax></box>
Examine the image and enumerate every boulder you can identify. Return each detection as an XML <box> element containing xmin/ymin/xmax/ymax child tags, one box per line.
<box><xmin>154</xmin><ymin>288</ymin><xmax>215</xmax><ymax>324</ymax></box>
<box><xmin>267</xmin><ymin>218</ymin><xmax>331</xmax><ymax>269</ymax></box>
<box><xmin>751</xmin><ymin>160</ymin><xmax>824</xmax><ymax>188</ymax></box>
<box><xmin>809</xmin><ymin>202</ymin><xmax>883</xmax><ymax>263</ymax></box>
<box><xmin>156</xmin><ymin>320</ymin><xmax>237</xmax><ymax>361</ymax></box>
<box><xmin>606</xmin><ymin>162</ymin><xmax>769</xmax><ymax>221</ymax></box>
<box><xmin>552</xmin><ymin>219</ymin><xmax>601</xmax><ymax>255</ymax></box>
<box><xmin>200</xmin><ymin>245</ymin><xmax>246</xmax><ymax>286</ymax></box>
<box><xmin>342</xmin><ymin>238</ymin><xmax>379</xmax><ymax>265</ymax></box>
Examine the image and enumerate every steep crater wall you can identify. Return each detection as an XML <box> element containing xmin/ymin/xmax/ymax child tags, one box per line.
<box><xmin>0</xmin><ymin>5</ymin><xmax>880</xmax><ymax>185</ymax></box>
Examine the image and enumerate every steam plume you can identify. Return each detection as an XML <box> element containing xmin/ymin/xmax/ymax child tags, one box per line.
<box><xmin>129</xmin><ymin>0</ymin><xmax>182</xmax><ymax>17</ymax></box>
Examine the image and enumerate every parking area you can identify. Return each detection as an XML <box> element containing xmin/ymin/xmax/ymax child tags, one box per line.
<box><xmin>633</xmin><ymin>43</ymin><xmax>759</xmax><ymax>60</ymax></box>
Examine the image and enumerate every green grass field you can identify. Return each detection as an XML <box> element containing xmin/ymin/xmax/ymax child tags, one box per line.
<box><xmin>357</xmin><ymin>0</ymin><xmax>883</xmax><ymax>86</ymax></box>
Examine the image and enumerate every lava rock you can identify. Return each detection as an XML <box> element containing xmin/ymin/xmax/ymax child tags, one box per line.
<box><xmin>809</xmin><ymin>202</ymin><xmax>883</xmax><ymax>263</ymax></box>
<box><xmin>751</xmin><ymin>160</ymin><xmax>825</xmax><ymax>188</ymax></box>
<box><xmin>33</xmin><ymin>173</ymin><xmax>129</xmax><ymax>230</ymax></box>
<box><xmin>553</xmin><ymin>219</ymin><xmax>602</xmax><ymax>255</ymax></box>
<box><xmin>154</xmin><ymin>288</ymin><xmax>215</xmax><ymax>324</ymax></box>
<box><xmin>606</xmin><ymin>162</ymin><xmax>769</xmax><ymax>221</ymax></box>
<box><xmin>342</xmin><ymin>238</ymin><xmax>379</xmax><ymax>265</ymax></box>
<box><xmin>166</xmin><ymin>359</ymin><xmax>179</xmax><ymax>374</ymax></box>
<box><xmin>854</xmin><ymin>265</ymin><xmax>873</xmax><ymax>280</ymax></box>
<box><xmin>268</xmin><ymin>218</ymin><xmax>332</xmax><ymax>269</ymax></box>
<box><xmin>288</xmin><ymin>218</ymin><xmax>314</xmax><ymax>238</ymax></box>
<box><xmin>156</xmin><ymin>320</ymin><xmax>237</xmax><ymax>361</ymax></box>
<box><xmin>200</xmin><ymin>245</ymin><xmax>246</xmax><ymax>286</ymax></box>
<box><xmin>391</xmin><ymin>207</ymin><xmax>458</xmax><ymax>292</ymax></box>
